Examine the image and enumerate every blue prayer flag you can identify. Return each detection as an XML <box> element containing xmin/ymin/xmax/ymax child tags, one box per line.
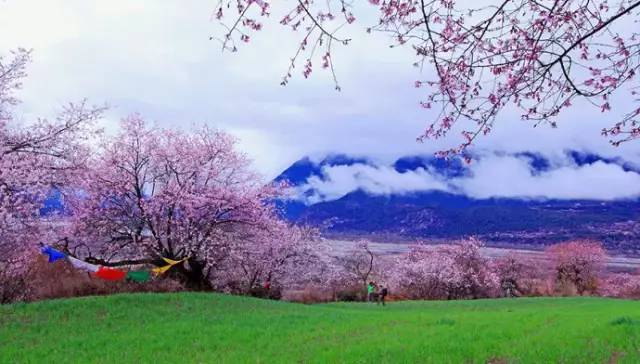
<box><xmin>41</xmin><ymin>246</ymin><xmax>66</xmax><ymax>263</ymax></box>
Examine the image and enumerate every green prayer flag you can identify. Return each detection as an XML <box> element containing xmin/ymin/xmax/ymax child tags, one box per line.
<box><xmin>126</xmin><ymin>270</ymin><xmax>151</xmax><ymax>283</ymax></box>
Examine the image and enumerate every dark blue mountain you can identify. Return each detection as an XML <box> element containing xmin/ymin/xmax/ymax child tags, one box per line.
<box><xmin>568</xmin><ymin>150</ymin><xmax>639</xmax><ymax>173</ymax></box>
<box><xmin>515</xmin><ymin>152</ymin><xmax>551</xmax><ymax>173</ymax></box>
<box><xmin>393</xmin><ymin>155</ymin><xmax>468</xmax><ymax>178</ymax></box>
<box><xmin>275</xmin><ymin>152</ymin><xmax>640</xmax><ymax>254</ymax></box>
<box><xmin>296</xmin><ymin>189</ymin><xmax>638</xmax><ymax>236</ymax></box>
<box><xmin>275</xmin><ymin>154</ymin><xmax>372</xmax><ymax>220</ymax></box>
<box><xmin>275</xmin><ymin>157</ymin><xmax>322</xmax><ymax>185</ymax></box>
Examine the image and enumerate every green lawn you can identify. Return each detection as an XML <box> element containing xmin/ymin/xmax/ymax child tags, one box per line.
<box><xmin>1</xmin><ymin>293</ymin><xmax>639</xmax><ymax>363</ymax></box>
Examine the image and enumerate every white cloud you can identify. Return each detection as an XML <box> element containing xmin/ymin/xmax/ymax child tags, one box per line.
<box><xmin>295</xmin><ymin>154</ymin><xmax>640</xmax><ymax>203</ymax></box>
<box><xmin>301</xmin><ymin>164</ymin><xmax>449</xmax><ymax>203</ymax></box>
<box><xmin>454</xmin><ymin>155</ymin><xmax>640</xmax><ymax>200</ymax></box>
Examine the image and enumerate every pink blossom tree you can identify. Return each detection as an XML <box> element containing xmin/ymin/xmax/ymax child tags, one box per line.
<box><xmin>0</xmin><ymin>48</ymin><xmax>103</xmax><ymax>262</ymax></box>
<box><xmin>212</xmin><ymin>224</ymin><xmax>320</xmax><ymax>297</ymax></box>
<box><xmin>215</xmin><ymin>1</ymin><xmax>640</xmax><ymax>153</ymax></box>
<box><xmin>600</xmin><ymin>272</ymin><xmax>640</xmax><ymax>298</ymax></box>
<box><xmin>0</xmin><ymin>247</ymin><xmax>39</xmax><ymax>303</ymax></box>
<box><xmin>493</xmin><ymin>253</ymin><xmax>541</xmax><ymax>297</ymax></box>
<box><xmin>390</xmin><ymin>244</ymin><xmax>458</xmax><ymax>299</ymax></box>
<box><xmin>545</xmin><ymin>240</ymin><xmax>607</xmax><ymax>294</ymax></box>
<box><xmin>337</xmin><ymin>240</ymin><xmax>378</xmax><ymax>288</ymax></box>
<box><xmin>64</xmin><ymin>115</ymin><xmax>307</xmax><ymax>289</ymax></box>
<box><xmin>292</xmin><ymin>243</ymin><xmax>361</xmax><ymax>301</ymax></box>
<box><xmin>390</xmin><ymin>237</ymin><xmax>499</xmax><ymax>299</ymax></box>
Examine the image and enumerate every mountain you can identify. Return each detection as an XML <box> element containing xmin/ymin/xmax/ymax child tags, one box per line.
<box><xmin>275</xmin><ymin>154</ymin><xmax>372</xmax><ymax>185</ymax></box>
<box><xmin>274</xmin><ymin>154</ymin><xmax>374</xmax><ymax>220</ymax></box>
<box><xmin>275</xmin><ymin>153</ymin><xmax>640</xmax><ymax>255</ymax></box>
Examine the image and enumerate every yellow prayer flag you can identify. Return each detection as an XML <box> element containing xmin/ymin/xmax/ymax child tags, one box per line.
<box><xmin>151</xmin><ymin>265</ymin><xmax>173</xmax><ymax>276</ymax></box>
<box><xmin>162</xmin><ymin>257</ymin><xmax>187</xmax><ymax>266</ymax></box>
<box><xmin>152</xmin><ymin>257</ymin><xmax>189</xmax><ymax>276</ymax></box>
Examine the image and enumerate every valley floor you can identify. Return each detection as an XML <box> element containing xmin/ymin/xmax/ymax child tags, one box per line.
<box><xmin>1</xmin><ymin>293</ymin><xmax>640</xmax><ymax>363</ymax></box>
<box><xmin>327</xmin><ymin>239</ymin><xmax>640</xmax><ymax>272</ymax></box>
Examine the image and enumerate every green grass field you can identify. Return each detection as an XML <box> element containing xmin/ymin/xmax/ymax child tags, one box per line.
<box><xmin>1</xmin><ymin>293</ymin><xmax>639</xmax><ymax>363</ymax></box>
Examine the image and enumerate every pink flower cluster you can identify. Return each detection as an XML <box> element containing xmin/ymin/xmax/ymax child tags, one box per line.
<box><xmin>217</xmin><ymin>0</ymin><xmax>640</xmax><ymax>153</ymax></box>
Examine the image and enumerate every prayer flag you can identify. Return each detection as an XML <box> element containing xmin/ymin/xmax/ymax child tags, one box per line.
<box><xmin>41</xmin><ymin>246</ymin><xmax>66</xmax><ymax>263</ymax></box>
<box><xmin>67</xmin><ymin>256</ymin><xmax>100</xmax><ymax>273</ymax></box>
<box><xmin>151</xmin><ymin>265</ymin><xmax>173</xmax><ymax>275</ymax></box>
<box><xmin>152</xmin><ymin>257</ymin><xmax>188</xmax><ymax>276</ymax></box>
<box><xmin>95</xmin><ymin>266</ymin><xmax>127</xmax><ymax>281</ymax></box>
<box><xmin>162</xmin><ymin>257</ymin><xmax>185</xmax><ymax>265</ymax></box>
<box><xmin>126</xmin><ymin>270</ymin><xmax>151</xmax><ymax>283</ymax></box>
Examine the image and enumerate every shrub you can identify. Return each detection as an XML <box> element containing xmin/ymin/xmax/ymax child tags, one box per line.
<box><xmin>249</xmin><ymin>285</ymin><xmax>283</xmax><ymax>300</ymax></box>
<box><xmin>335</xmin><ymin>286</ymin><xmax>364</xmax><ymax>302</ymax></box>
<box><xmin>281</xmin><ymin>285</ymin><xmax>334</xmax><ymax>304</ymax></box>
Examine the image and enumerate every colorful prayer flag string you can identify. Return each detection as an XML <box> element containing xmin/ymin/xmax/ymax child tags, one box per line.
<box><xmin>39</xmin><ymin>246</ymin><xmax>187</xmax><ymax>282</ymax></box>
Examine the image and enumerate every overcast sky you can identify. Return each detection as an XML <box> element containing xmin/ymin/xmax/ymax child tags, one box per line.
<box><xmin>2</xmin><ymin>1</ymin><xmax>640</xmax><ymax>201</ymax></box>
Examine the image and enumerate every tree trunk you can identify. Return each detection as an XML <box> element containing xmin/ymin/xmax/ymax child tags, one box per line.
<box><xmin>173</xmin><ymin>260</ymin><xmax>212</xmax><ymax>290</ymax></box>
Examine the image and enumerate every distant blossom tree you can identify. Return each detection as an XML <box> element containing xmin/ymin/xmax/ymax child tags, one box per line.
<box><xmin>215</xmin><ymin>0</ymin><xmax>640</xmax><ymax>154</ymax></box>
<box><xmin>600</xmin><ymin>272</ymin><xmax>640</xmax><ymax>298</ymax></box>
<box><xmin>545</xmin><ymin>240</ymin><xmax>607</xmax><ymax>294</ymax></box>
<box><xmin>299</xmin><ymin>245</ymin><xmax>362</xmax><ymax>301</ymax></box>
<box><xmin>285</xmin><ymin>240</ymin><xmax>386</xmax><ymax>301</ymax></box>
<box><xmin>390</xmin><ymin>238</ymin><xmax>498</xmax><ymax>299</ymax></box>
<box><xmin>493</xmin><ymin>253</ymin><xmax>540</xmax><ymax>297</ymax></box>
<box><xmin>390</xmin><ymin>244</ymin><xmax>458</xmax><ymax>299</ymax></box>
<box><xmin>213</xmin><ymin>224</ymin><xmax>320</xmax><ymax>296</ymax></box>
<box><xmin>337</xmin><ymin>240</ymin><xmax>378</xmax><ymax>289</ymax></box>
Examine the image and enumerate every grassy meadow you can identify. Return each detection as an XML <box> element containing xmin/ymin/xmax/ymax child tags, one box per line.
<box><xmin>1</xmin><ymin>293</ymin><xmax>639</xmax><ymax>363</ymax></box>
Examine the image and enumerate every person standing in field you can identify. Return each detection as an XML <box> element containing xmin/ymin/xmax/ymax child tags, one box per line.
<box><xmin>367</xmin><ymin>281</ymin><xmax>376</xmax><ymax>302</ymax></box>
<box><xmin>378</xmin><ymin>285</ymin><xmax>388</xmax><ymax>306</ymax></box>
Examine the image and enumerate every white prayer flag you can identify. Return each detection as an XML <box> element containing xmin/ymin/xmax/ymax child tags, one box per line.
<box><xmin>67</xmin><ymin>256</ymin><xmax>100</xmax><ymax>273</ymax></box>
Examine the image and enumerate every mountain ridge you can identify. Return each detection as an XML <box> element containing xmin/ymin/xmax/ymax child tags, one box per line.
<box><xmin>275</xmin><ymin>152</ymin><xmax>640</xmax><ymax>254</ymax></box>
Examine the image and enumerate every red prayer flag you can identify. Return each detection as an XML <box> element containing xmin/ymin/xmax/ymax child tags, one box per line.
<box><xmin>94</xmin><ymin>266</ymin><xmax>127</xmax><ymax>281</ymax></box>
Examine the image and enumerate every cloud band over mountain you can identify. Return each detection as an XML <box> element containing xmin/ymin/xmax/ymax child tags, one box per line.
<box><xmin>288</xmin><ymin>152</ymin><xmax>640</xmax><ymax>203</ymax></box>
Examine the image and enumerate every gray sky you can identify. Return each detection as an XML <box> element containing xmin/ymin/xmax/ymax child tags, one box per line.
<box><xmin>2</xmin><ymin>0</ymin><xmax>640</xmax><ymax>200</ymax></box>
